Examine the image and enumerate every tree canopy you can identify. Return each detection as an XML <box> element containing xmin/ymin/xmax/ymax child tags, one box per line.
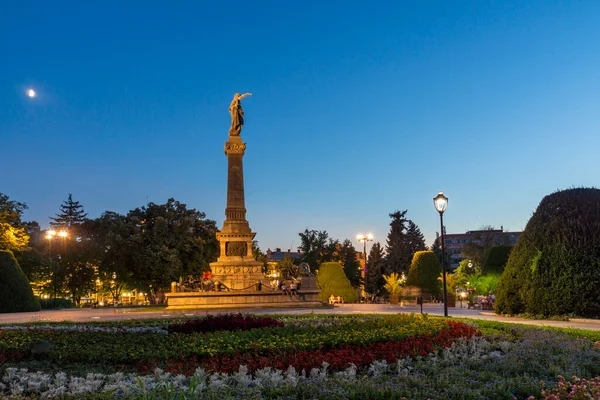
<box><xmin>298</xmin><ymin>229</ymin><xmax>340</xmax><ymax>271</ymax></box>
<box><xmin>365</xmin><ymin>242</ymin><xmax>385</xmax><ymax>295</ymax></box>
<box><xmin>385</xmin><ymin>210</ymin><xmax>426</xmax><ymax>276</ymax></box>
<box><xmin>0</xmin><ymin>193</ymin><xmax>30</xmax><ymax>252</ymax></box>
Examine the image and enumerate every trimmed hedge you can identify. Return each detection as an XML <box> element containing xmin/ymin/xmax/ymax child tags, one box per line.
<box><xmin>0</xmin><ymin>250</ymin><xmax>41</xmax><ymax>313</ymax></box>
<box><xmin>496</xmin><ymin>188</ymin><xmax>600</xmax><ymax>317</ymax></box>
<box><xmin>483</xmin><ymin>245</ymin><xmax>512</xmax><ymax>275</ymax></box>
<box><xmin>406</xmin><ymin>250</ymin><xmax>442</xmax><ymax>296</ymax></box>
<box><xmin>316</xmin><ymin>262</ymin><xmax>357</xmax><ymax>303</ymax></box>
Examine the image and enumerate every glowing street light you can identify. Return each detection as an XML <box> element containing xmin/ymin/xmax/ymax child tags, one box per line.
<box><xmin>356</xmin><ymin>233</ymin><xmax>374</xmax><ymax>273</ymax></box>
<box><xmin>433</xmin><ymin>191</ymin><xmax>449</xmax><ymax>317</ymax></box>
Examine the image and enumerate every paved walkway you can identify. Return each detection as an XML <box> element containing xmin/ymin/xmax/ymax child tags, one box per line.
<box><xmin>1</xmin><ymin>304</ymin><xmax>599</xmax><ymax>331</ymax></box>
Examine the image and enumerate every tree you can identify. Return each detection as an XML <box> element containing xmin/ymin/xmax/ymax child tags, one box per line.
<box><xmin>316</xmin><ymin>262</ymin><xmax>357</xmax><ymax>303</ymax></box>
<box><xmin>460</xmin><ymin>226</ymin><xmax>504</xmax><ymax>272</ymax></box>
<box><xmin>252</xmin><ymin>241</ymin><xmax>268</xmax><ymax>274</ymax></box>
<box><xmin>0</xmin><ymin>193</ymin><xmax>30</xmax><ymax>252</ymax></box>
<box><xmin>496</xmin><ymin>188</ymin><xmax>600</xmax><ymax>317</ymax></box>
<box><xmin>364</xmin><ymin>242</ymin><xmax>385</xmax><ymax>295</ymax></box>
<box><xmin>123</xmin><ymin>199</ymin><xmax>219</xmax><ymax>301</ymax></box>
<box><xmin>49</xmin><ymin>194</ymin><xmax>88</xmax><ymax>237</ymax></box>
<box><xmin>406</xmin><ymin>221</ymin><xmax>426</xmax><ymax>254</ymax></box>
<box><xmin>384</xmin><ymin>210</ymin><xmax>426</xmax><ymax>276</ymax></box>
<box><xmin>431</xmin><ymin>234</ymin><xmax>452</xmax><ymax>272</ymax></box>
<box><xmin>46</xmin><ymin>194</ymin><xmax>93</xmax><ymax>305</ymax></box>
<box><xmin>483</xmin><ymin>245</ymin><xmax>513</xmax><ymax>275</ymax></box>
<box><xmin>298</xmin><ymin>229</ymin><xmax>340</xmax><ymax>271</ymax></box>
<box><xmin>383</xmin><ymin>272</ymin><xmax>407</xmax><ymax>297</ymax></box>
<box><xmin>0</xmin><ymin>250</ymin><xmax>40</xmax><ymax>312</ymax></box>
<box><xmin>338</xmin><ymin>239</ymin><xmax>361</xmax><ymax>287</ymax></box>
<box><xmin>406</xmin><ymin>251</ymin><xmax>442</xmax><ymax>296</ymax></box>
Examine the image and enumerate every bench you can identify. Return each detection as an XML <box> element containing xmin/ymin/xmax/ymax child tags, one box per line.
<box><xmin>328</xmin><ymin>296</ymin><xmax>344</xmax><ymax>305</ymax></box>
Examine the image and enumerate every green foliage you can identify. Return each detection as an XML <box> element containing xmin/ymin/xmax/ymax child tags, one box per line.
<box><xmin>467</xmin><ymin>273</ymin><xmax>501</xmax><ymax>295</ymax></box>
<box><xmin>459</xmin><ymin>225</ymin><xmax>509</xmax><ymax>270</ymax></box>
<box><xmin>365</xmin><ymin>242</ymin><xmax>385</xmax><ymax>294</ymax></box>
<box><xmin>406</xmin><ymin>251</ymin><xmax>442</xmax><ymax>295</ymax></box>
<box><xmin>49</xmin><ymin>193</ymin><xmax>88</xmax><ymax>236</ymax></box>
<box><xmin>38</xmin><ymin>297</ymin><xmax>75</xmax><ymax>309</ymax></box>
<box><xmin>0</xmin><ymin>250</ymin><xmax>40</xmax><ymax>312</ymax></box>
<box><xmin>496</xmin><ymin>188</ymin><xmax>600</xmax><ymax>317</ymax></box>
<box><xmin>85</xmin><ymin>200</ymin><xmax>219</xmax><ymax>301</ymax></box>
<box><xmin>385</xmin><ymin>210</ymin><xmax>426</xmax><ymax>276</ymax></box>
<box><xmin>0</xmin><ymin>193</ymin><xmax>30</xmax><ymax>252</ymax></box>
<box><xmin>316</xmin><ymin>262</ymin><xmax>357</xmax><ymax>303</ymax></box>
<box><xmin>339</xmin><ymin>239</ymin><xmax>361</xmax><ymax>287</ymax></box>
<box><xmin>298</xmin><ymin>229</ymin><xmax>340</xmax><ymax>271</ymax></box>
<box><xmin>383</xmin><ymin>272</ymin><xmax>406</xmax><ymax>295</ymax></box>
<box><xmin>484</xmin><ymin>245</ymin><xmax>513</xmax><ymax>275</ymax></box>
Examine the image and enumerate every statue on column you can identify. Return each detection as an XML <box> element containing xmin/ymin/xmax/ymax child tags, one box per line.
<box><xmin>228</xmin><ymin>93</ymin><xmax>252</xmax><ymax>136</ymax></box>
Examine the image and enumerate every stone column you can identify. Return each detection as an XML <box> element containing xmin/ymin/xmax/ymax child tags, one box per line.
<box><xmin>210</xmin><ymin>135</ymin><xmax>264</xmax><ymax>290</ymax></box>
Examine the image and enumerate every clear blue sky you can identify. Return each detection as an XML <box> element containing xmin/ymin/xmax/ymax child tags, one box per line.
<box><xmin>2</xmin><ymin>1</ymin><xmax>599</xmax><ymax>252</ymax></box>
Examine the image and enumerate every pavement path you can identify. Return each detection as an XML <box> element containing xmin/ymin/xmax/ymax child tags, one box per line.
<box><xmin>1</xmin><ymin>304</ymin><xmax>600</xmax><ymax>331</ymax></box>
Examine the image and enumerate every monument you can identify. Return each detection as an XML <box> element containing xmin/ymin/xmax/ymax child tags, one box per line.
<box><xmin>166</xmin><ymin>94</ymin><xmax>321</xmax><ymax>309</ymax></box>
<box><xmin>209</xmin><ymin>93</ymin><xmax>264</xmax><ymax>290</ymax></box>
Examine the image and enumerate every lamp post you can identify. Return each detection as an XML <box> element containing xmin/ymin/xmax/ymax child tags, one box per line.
<box><xmin>45</xmin><ymin>229</ymin><xmax>68</xmax><ymax>308</ymax></box>
<box><xmin>356</xmin><ymin>233</ymin><xmax>374</xmax><ymax>272</ymax></box>
<box><xmin>356</xmin><ymin>233</ymin><xmax>373</xmax><ymax>298</ymax></box>
<box><xmin>433</xmin><ymin>191</ymin><xmax>449</xmax><ymax>317</ymax></box>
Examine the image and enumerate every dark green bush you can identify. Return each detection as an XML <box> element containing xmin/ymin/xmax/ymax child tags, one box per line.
<box><xmin>316</xmin><ymin>262</ymin><xmax>357</xmax><ymax>303</ymax></box>
<box><xmin>0</xmin><ymin>250</ymin><xmax>41</xmax><ymax>313</ymax></box>
<box><xmin>406</xmin><ymin>250</ymin><xmax>442</xmax><ymax>296</ymax></box>
<box><xmin>496</xmin><ymin>188</ymin><xmax>600</xmax><ymax>317</ymax></box>
<box><xmin>483</xmin><ymin>245</ymin><xmax>513</xmax><ymax>275</ymax></box>
<box><xmin>38</xmin><ymin>297</ymin><xmax>75</xmax><ymax>309</ymax></box>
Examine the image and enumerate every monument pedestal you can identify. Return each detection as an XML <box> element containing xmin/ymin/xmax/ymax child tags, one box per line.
<box><xmin>210</xmin><ymin>259</ymin><xmax>264</xmax><ymax>290</ymax></box>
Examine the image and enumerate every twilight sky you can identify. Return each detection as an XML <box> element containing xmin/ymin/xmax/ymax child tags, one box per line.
<box><xmin>2</xmin><ymin>1</ymin><xmax>599</xmax><ymax>252</ymax></box>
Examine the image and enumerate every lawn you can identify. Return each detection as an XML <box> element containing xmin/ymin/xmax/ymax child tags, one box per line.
<box><xmin>0</xmin><ymin>313</ymin><xmax>599</xmax><ymax>399</ymax></box>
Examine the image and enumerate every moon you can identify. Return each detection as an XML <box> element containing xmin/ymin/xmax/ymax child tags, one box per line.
<box><xmin>27</xmin><ymin>89</ymin><xmax>36</xmax><ymax>98</ymax></box>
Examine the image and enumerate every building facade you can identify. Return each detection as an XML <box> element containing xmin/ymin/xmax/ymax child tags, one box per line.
<box><xmin>442</xmin><ymin>226</ymin><xmax>521</xmax><ymax>269</ymax></box>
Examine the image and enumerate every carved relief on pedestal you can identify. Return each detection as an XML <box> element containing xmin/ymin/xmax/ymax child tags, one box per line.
<box><xmin>224</xmin><ymin>141</ymin><xmax>246</xmax><ymax>156</ymax></box>
<box><xmin>226</xmin><ymin>242</ymin><xmax>248</xmax><ymax>257</ymax></box>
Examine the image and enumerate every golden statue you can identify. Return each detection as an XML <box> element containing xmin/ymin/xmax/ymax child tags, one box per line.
<box><xmin>228</xmin><ymin>93</ymin><xmax>252</xmax><ymax>136</ymax></box>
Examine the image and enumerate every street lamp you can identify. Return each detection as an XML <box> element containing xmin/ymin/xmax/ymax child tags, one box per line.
<box><xmin>356</xmin><ymin>233</ymin><xmax>374</xmax><ymax>272</ymax></box>
<box><xmin>45</xmin><ymin>229</ymin><xmax>68</xmax><ymax>308</ymax></box>
<box><xmin>433</xmin><ymin>191</ymin><xmax>449</xmax><ymax>317</ymax></box>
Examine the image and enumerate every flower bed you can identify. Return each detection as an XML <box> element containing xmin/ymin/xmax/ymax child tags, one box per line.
<box><xmin>168</xmin><ymin>313</ymin><xmax>284</xmax><ymax>334</ymax></box>
<box><xmin>139</xmin><ymin>320</ymin><xmax>477</xmax><ymax>375</ymax></box>
<box><xmin>1</xmin><ymin>315</ymin><xmax>600</xmax><ymax>399</ymax></box>
<box><xmin>0</xmin><ymin>314</ymin><xmax>470</xmax><ymax>366</ymax></box>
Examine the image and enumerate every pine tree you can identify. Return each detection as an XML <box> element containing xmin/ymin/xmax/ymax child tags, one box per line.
<box><xmin>384</xmin><ymin>210</ymin><xmax>410</xmax><ymax>275</ymax></box>
<box><xmin>365</xmin><ymin>242</ymin><xmax>385</xmax><ymax>295</ymax></box>
<box><xmin>406</xmin><ymin>220</ymin><xmax>427</xmax><ymax>256</ymax></box>
<box><xmin>339</xmin><ymin>239</ymin><xmax>361</xmax><ymax>287</ymax></box>
<box><xmin>385</xmin><ymin>210</ymin><xmax>426</xmax><ymax>276</ymax></box>
<box><xmin>50</xmin><ymin>194</ymin><xmax>88</xmax><ymax>235</ymax></box>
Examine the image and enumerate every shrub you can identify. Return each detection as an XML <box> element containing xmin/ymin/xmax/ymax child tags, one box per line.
<box><xmin>483</xmin><ymin>245</ymin><xmax>512</xmax><ymax>275</ymax></box>
<box><xmin>0</xmin><ymin>250</ymin><xmax>40</xmax><ymax>313</ymax></box>
<box><xmin>38</xmin><ymin>297</ymin><xmax>75</xmax><ymax>309</ymax></box>
<box><xmin>406</xmin><ymin>251</ymin><xmax>442</xmax><ymax>296</ymax></box>
<box><xmin>168</xmin><ymin>313</ymin><xmax>283</xmax><ymax>334</ymax></box>
<box><xmin>316</xmin><ymin>262</ymin><xmax>357</xmax><ymax>303</ymax></box>
<box><xmin>496</xmin><ymin>188</ymin><xmax>600</xmax><ymax>317</ymax></box>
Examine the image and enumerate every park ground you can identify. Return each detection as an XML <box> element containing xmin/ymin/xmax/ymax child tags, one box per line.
<box><xmin>1</xmin><ymin>303</ymin><xmax>600</xmax><ymax>331</ymax></box>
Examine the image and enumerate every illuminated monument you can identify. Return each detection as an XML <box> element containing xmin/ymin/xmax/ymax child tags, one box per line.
<box><xmin>166</xmin><ymin>94</ymin><xmax>320</xmax><ymax>309</ymax></box>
